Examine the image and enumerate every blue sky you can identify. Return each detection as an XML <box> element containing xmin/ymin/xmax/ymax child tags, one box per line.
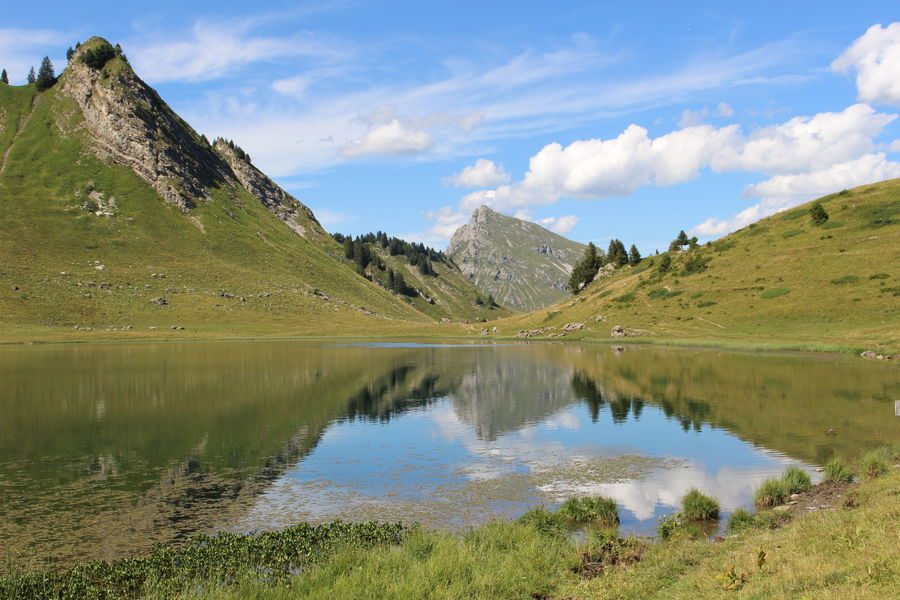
<box><xmin>3</xmin><ymin>1</ymin><xmax>900</xmax><ymax>252</ymax></box>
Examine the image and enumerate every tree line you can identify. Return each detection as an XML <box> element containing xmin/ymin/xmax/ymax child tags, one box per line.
<box><xmin>568</xmin><ymin>239</ymin><xmax>642</xmax><ymax>293</ymax></box>
<box><xmin>2</xmin><ymin>39</ymin><xmax>128</xmax><ymax>91</ymax></box>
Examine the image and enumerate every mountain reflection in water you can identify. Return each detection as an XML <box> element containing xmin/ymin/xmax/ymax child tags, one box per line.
<box><xmin>1</xmin><ymin>341</ymin><xmax>897</xmax><ymax>570</ymax></box>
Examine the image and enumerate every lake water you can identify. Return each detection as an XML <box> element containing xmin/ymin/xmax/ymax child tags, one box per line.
<box><xmin>1</xmin><ymin>340</ymin><xmax>897</xmax><ymax>570</ymax></box>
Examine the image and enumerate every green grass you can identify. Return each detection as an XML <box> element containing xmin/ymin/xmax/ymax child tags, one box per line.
<box><xmin>824</xmin><ymin>457</ymin><xmax>855</xmax><ymax>484</ymax></box>
<box><xmin>760</xmin><ymin>287</ymin><xmax>791</xmax><ymax>299</ymax></box>
<box><xmin>860</xmin><ymin>448</ymin><xmax>891</xmax><ymax>479</ymax></box>
<box><xmin>781</xmin><ymin>465</ymin><xmax>813</xmax><ymax>494</ymax></box>
<box><xmin>754</xmin><ymin>477</ymin><xmax>789</xmax><ymax>508</ymax></box>
<box><xmin>500</xmin><ymin>178</ymin><xmax>900</xmax><ymax>354</ymax></box>
<box><xmin>557</xmin><ymin>496</ymin><xmax>620</xmax><ymax>527</ymax></box>
<box><xmin>726</xmin><ymin>508</ymin><xmax>756</xmax><ymax>533</ymax></box>
<box><xmin>830</xmin><ymin>275</ymin><xmax>860</xmax><ymax>285</ymax></box>
<box><xmin>4</xmin><ymin>450</ymin><xmax>899</xmax><ymax>599</ymax></box>
<box><xmin>0</xmin><ymin>57</ymin><xmax>503</xmax><ymax>343</ymax></box>
<box><xmin>679</xmin><ymin>488</ymin><xmax>720</xmax><ymax>521</ymax></box>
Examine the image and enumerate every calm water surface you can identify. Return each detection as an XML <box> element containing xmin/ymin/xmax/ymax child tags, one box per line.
<box><xmin>1</xmin><ymin>341</ymin><xmax>897</xmax><ymax>569</ymax></box>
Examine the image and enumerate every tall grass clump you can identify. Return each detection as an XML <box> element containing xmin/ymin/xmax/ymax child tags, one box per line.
<box><xmin>517</xmin><ymin>507</ymin><xmax>566</xmax><ymax>536</ymax></box>
<box><xmin>680</xmin><ymin>488</ymin><xmax>720</xmax><ymax>521</ymax></box>
<box><xmin>824</xmin><ymin>458</ymin><xmax>855</xmax><ymax>484</ymax></box>
<box><xmin>558</xmin><ymin>496</ymin><xmax>619</xmax><ymax>527</ymax></box>
<box><xmin>781</xmin><ymin>465</ymin><xmax>812</xmax><ymax>494</ymax></box>
<box><xmin>860</xmin><ymin>448</ymin><xmax>890</xmax><ymax>479</ymax></box>
<box><xmin>754</xmin><ymin>477</ymin><xmax>788</xmax><ymax>508</ymax></box>
<box><xmin>727</xmin><ymin>508</ymin><xmax>755</xmax><ymax>533</ymax></box>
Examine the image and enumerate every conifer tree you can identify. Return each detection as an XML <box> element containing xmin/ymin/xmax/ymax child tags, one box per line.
<box><xmin>0</xmin><ymin>69</ymin><xmax>8</xmax><ymax>84</ymax></box>
<box><xmin>568</xmin><ymin>242</ymin><xmax>603</xmax><ymax>294</ymax></box>
<box><xmin>607</xmin><ymin>239</ymin><xmax>628</xmax><ymax>267</ymax></box>
<box><xmin>66</xmin><ymin>47</ymin><xmax>75</xmax><ymax>61</ymax></box>
<box><xmin>35</xmin><ymin>56</ymin><xmax>56</xmax><ymax>91</ymax></box>
<box><xmin>676</xmin><ymin>230</ymin><xmax>689</xmax><ymax>247</ymax></box>
<box><xmin>27</xmin><ymin>67</ymin><xmax>36</xmax><ymax>84</ymax></box>
<box><xmin>628</xmin><ymin>244</ymin><xmax>641</xmax><ymax>266</ymax></box>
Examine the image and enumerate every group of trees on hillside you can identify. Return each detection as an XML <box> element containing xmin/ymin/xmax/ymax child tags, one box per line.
<box><xmin>331</xmin><ymin>232</ymin><xmax>452</xmax><ymax>298</ymax></box>
<box><xmin>4</xmin><ymin>40</ymin><xmax>131</xmax><ymax>90</ymax></box>
<box><xmin>568</xmin><ymin>239</ymin><xmax>643</xmax><ymax>294</ymax></box>
<box><xmin>8</xmin><ymin>57</ymin><xmax>58</xmax><ymax>91</ymax></box>
<box><xmin>333</xmin><ymin>232</ymin><xmax>449</xmax><ymax>277</ymax></box>
<box><xmin>668</xmin><ymin>230</ymin><xmax>699</xmax><ymax>252</ymax></box>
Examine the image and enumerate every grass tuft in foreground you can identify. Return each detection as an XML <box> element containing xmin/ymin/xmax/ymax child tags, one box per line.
<box><xmin>557</xmin><ymin>496</ymin><xmax>620</xmax><ymax>527</ymax></box>
<box><xmin>781</xmin><ymin>465</ymin><xmax>812</xmax><ymax>494</ymax></box>
<box><xmin>824</xmin><ymin>457</ymin><xmax>855</xmax><ymax>483</ymax></box>
<box><xmin>679</xmin><ymin>488</ymin><xmax>720</xmax><ymax>521</ymax></box>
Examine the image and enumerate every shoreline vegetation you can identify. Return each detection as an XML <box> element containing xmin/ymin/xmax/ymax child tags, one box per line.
<box><xmin>1</xmin><ymin>326</ymin><xmax>898</xmax><ymax>360</ymax></box>
<box><xmin>3</xmin><ymin>447</ymin><xmax>898</xmax><ymax>599</ymax></box>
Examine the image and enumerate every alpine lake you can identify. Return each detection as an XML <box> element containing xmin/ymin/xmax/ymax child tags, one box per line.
<box><xmin>1</xmin><ymin>340</ymin><xmax>898</xmax><ymax>571</ymax></box>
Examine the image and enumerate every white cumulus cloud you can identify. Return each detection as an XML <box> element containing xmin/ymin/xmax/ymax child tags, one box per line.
<box><xmin>445</xmin><ymin>159</ymin><xmax>510</xmax><ymax>188</ymax></box>
<box><xmin>341</xmin><ymin>119</ymin><xmax>434</xmax><ymax>157</ymax></box>
<box><xmin>459</xmin><ymin>104</ymin><xmax>895</xmax><ymax>216</ymax></box>
<box><xmin>538</xmin><ymin>215</ymin><xmax>579</xmax><ymax>234</ymax></box>
<box><xmin>833</xmin><ymin>22</ymin><xmax>900</xmax><ymax>106</ymax></box>
<box><xmin>692</xmin><ymin>153</ymin><xmax>900</xmax><ymax>236</ymax></box>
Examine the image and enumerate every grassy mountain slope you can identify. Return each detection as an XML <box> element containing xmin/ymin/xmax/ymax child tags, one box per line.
<box><xmin>0</xmin><ymin>39</ymin><xmax>482</xmax><ymax>340</ymax></box>
<box><xmin>496</xmin><ymin>180</ymin><xmax>900</xmax><ymax>352</ymax></box>
<box><xmin>448</xmin><ymin>206</ymin><xmax>586</xmax><ymax>312</ymax></box>
<box><xmin>362</xmin><ymin>245</ymin><xmax>512</xmax><ymax>322</ymax></box>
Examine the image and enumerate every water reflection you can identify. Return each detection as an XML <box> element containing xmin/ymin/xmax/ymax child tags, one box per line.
<box><xmin>0</xmin><ymin>341</ymin><xmax>896</xmax><ymax>569</ymax></box>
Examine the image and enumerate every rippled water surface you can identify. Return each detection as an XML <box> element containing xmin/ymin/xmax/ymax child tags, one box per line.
<box><xmin>1</xmin><ymin>341</ymin><xmax>897</xmax><ymax>569</ymax></box>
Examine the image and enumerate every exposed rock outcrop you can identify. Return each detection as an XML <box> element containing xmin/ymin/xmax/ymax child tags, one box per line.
<box><xmin>60</xmin><ymin>37</ymin><xmax>325</xmax><ymax>243</ymax></box>
<box><xmin>213</xmin><ymin>140</ymin><xmax>322</xmax><ymax>238</ymax></box>
<box><xmin>62</xmin><ymin>39</ymin><xmax>234</xmax><ymax>210</ymax></box>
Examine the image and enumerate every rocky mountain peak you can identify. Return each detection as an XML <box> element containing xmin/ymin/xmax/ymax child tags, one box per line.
<box><xmin>62</xmin><ymin>38</ymin><xmax>235</xmax><ymax>211</ymax></box>
<box><xmin>447</xmin><ymin>207</ymin><xmax>587</xmax><ymax>311</ymax></box>
<box><xmin>57</xmin><ymin>37</ymin><xmax>324</xmax><ymax>241</ymax></box>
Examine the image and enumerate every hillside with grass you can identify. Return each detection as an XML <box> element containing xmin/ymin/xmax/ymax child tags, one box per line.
<box><xmin>448</xmin><ymin>206</ymin><xmax>587</xmax><ymax>311</ymax></box>
<box><xmin>332</xmin><ymin>232</ymin><xmax>512</xmax><ymax>322</ymax></box>
<box><xmin>0</xmin><ymin>38</ymin><xmax>491</xmax><ymax>340</ymax></box>
<box><xmin>496</xmin><ymin>179</ymin><xmax>900</xmax><ymax>353</ymax></box>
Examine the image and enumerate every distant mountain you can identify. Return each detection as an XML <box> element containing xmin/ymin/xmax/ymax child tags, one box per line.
<box><xmin>0</xmin><ymin>37</ymin><xmax>491</xmax><ymax>336</ymax></box>
<box><xmin>448</xmin><ymin>206</ymin><xmax>587</xmax><ymax>311</ymax></box>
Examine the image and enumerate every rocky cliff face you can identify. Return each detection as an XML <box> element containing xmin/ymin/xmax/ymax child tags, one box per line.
<box><xmin>213</xmin><ymin>140</ymin><xmax>324</xmax><ymax>239</ymax></box>
<box><xmin>448</xmin><ymin>206</ymin><xmax>586</xmax><ymax>311</ymax></box>
<box><xmin>60</xmin><ymin>38</ymin><xmax>324</xmax><ymax>242</ymax></box>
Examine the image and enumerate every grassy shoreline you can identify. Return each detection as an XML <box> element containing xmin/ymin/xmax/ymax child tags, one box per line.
<box><xmin>2</xmin><ymin>325</ymin><xmax>897</xmax><ymax>360</ymax></box>
<box><xmin>3</xmin><ymin>448</ymin><xmax>898</xmax><ymax>599</ymax></box>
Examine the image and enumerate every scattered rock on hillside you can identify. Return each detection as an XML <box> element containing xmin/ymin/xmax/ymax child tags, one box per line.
<box><xmin>150</xmin><ymin>297</ymin><xmax>167</xmax><ymax>306</ymax></box>
<box><xmin>611</xmin><ymin>325</ymin><xmax>626</xmax><ymax>338</ymax></box>
<box><xmin>563</xmin><ymin>322</ymin><xmax>585</xmax><ymax>332</ymax></box>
